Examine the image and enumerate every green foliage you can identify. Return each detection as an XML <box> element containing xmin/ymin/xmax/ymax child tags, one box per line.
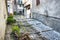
<box><xmin>14</xmin><ymin>11</ymin><xmax>17</xmax><ymax>15</ymax></box>
<box><xmin>8</xmin><ymin>15</ymin><xmax>13</xmax><ymax>18</ymax></box>
<box><xmin>7</xmin><ymin>15</ymin><xmax>16</xmax><ymax>24</ymax></box>
<box><xmin>12</xmin><ymin>25</ymin><xmax>20</xmax><ymax>36</ymax></box>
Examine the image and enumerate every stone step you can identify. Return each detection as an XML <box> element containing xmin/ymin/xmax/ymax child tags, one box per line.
<box><xmin>26</xmin><ymin>19</ymin><xmax>60</xmax><ymax>40</ymax></box>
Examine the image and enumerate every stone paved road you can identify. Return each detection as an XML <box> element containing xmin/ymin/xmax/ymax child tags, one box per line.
<box><xmin>26</xmin><ymin>19</ymin><xmax>60</xmax><ymax>40</ymax></box>
<box><xmin>5</xmin><ymin>25</ymin><xmax>13</xmax><ymax>40</ymax></box>
<box><xmin>14</xmin><ymin>15</ymin><xmax>60</xmax><ymax>40</ymax></box>
<box><xmin>14</xmin><ymin>15</ymin><xmax>47</xmax><ymax>40</ymax></box>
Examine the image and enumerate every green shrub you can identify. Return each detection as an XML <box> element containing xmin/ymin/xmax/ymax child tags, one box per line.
<box><xmin>8</xmin><ymin>16</ymin><xmax>13</xmax><ymax>18</ymax></box>
<box><xmin>9</xmin><ymin>13</ymin><xmax>13</xmax><ymax>18</ymax></box>
<box><xmin>14</xmin><ymin>11</ymin><xmax>17</xmax><ymax>15</ymax></box>
<box><xmin>7</xmin><ymin>18</ymin><xmax>15</xmax><ymax>24</ymax></box>
<box><xmin>7</xmin><ymin>15</ymin><xmax>16</xmax><ymax>24</ymax></box>
<box><xmin>12</xmin><ymin>25</ymin><xmax>20</xmax><ymax>36</ymax></box>
<box><xmin>8</xmin><ymin>13</ymin><xmax>13</xmax><ymax>18</ymax></box>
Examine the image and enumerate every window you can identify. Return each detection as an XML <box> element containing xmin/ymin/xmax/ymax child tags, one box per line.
<box><xmin>36</xmin><ymin>0</ymin><xmax>40</xmax><ymax>6</ymax></box>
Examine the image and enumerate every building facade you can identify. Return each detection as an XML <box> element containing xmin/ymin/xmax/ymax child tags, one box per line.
<box><xmin>31</xmin><ymin>0</ymin><xmax>60</xmax><ymax>33</ymax></box>
<box><xmin>7</xmin><ymin>0</ymin><xmax>14</xmax><ymax>15</ymax></box>
<box><xmin>22</xmin><ymin>0</ymin><xmax>32</xmax><ymax>18</ymax></box>
<box><xmin>17</xmin><ymin>0</ymin><xmax>24</xmax><ymax>15</ymax></box>
<box><xmin>13</xmin><ymin>0</ymin><xmax>24</xmax><ymax>15</ymax></box>
<box><xmin>0</xmin><ymin>0</ymin><xmax>7</xmax><ymax>40</ymax></box>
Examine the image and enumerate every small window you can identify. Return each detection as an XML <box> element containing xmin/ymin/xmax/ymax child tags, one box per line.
<box><xmin>36</xmin><ymin>0</ymin><xmax>40</xmax><ymax>6</ymax></box>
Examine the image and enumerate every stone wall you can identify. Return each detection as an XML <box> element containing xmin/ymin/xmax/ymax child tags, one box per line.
<box><xmin>32</xmin><ymin>13</ymin><xmax>60</xmax><ymax>33</ymax></box>
<box><xmin>0</xmin><ymin>0</ymin><xmax>7</xmax><ymax>40</ymax></box>
<box><xmin>31</xmin><ymin>0</ymin><xmax>60</xmax><ymax>33</ymax></box>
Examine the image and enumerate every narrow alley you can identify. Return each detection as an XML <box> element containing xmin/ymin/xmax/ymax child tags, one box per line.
<box><xmin>14</xmin><ymin>15</ymin><xmax>60</xmax><ymax>40</ymax></box>
<box><xmin>0</xmin><ymin>0</ymin><xmax>60</xmax><ymax>40</ymax></box>
<box><xmin>5</xmin><ymin>15</ymin><xmax>60</xmax><ymax>40</ymax></box>
<box><xmin>5</xmin><ymin>15</ymin><xmax>48</xmax><ymax>40</ymax></box>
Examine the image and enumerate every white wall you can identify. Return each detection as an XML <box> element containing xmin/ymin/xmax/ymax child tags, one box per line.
<box><xmin>7</xmin><ymin>0</ymin><xmax>14</xmax><ymax>14</ymax></box>
<box><xmin>22</xmin><ymin>0</ymin><xmax>32</xmax><ymax>18</ymax></box>
<box><xmin>32</xmin><ymin>0</ymin><xmax>60</xmax><ymax>18</ymax></box>
<box><xmin>31</xmin><ymin>0</ymin><xmax>60</xmax><ymax>33</ymax></box>
<box><xmin>0</xmin><ymin>0</ymin><xmax>7</xmax><ymax>40</ymax></box>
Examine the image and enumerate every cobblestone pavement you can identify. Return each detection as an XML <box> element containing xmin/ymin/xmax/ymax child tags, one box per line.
<box><xmin>5</xmin><ymin>25</ymin><xmax>13</xmax><ymax>40</ymax></box>
<box><xmin>5</xmin><ymin>15</ymin><xmax>46</xmax><ymax>40</ymax></box>
<box><xmin>26</xmin><ymin>19</ymin><xmax>60</xmax><ymax>40</ymax></box>
<box><xmin>5</xmin><ymin>15</ymin><xmax>60</xmax><ymax>40</ymax></box>
<box><xmin>14</xmin><ymin>15</ymin><xmax>48</xmax><ymax>40</ymax></box>
<box><xmin>14</xmin><ymin>15</ymin><xmax>60</xmax><ymax>40</ymax></box>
